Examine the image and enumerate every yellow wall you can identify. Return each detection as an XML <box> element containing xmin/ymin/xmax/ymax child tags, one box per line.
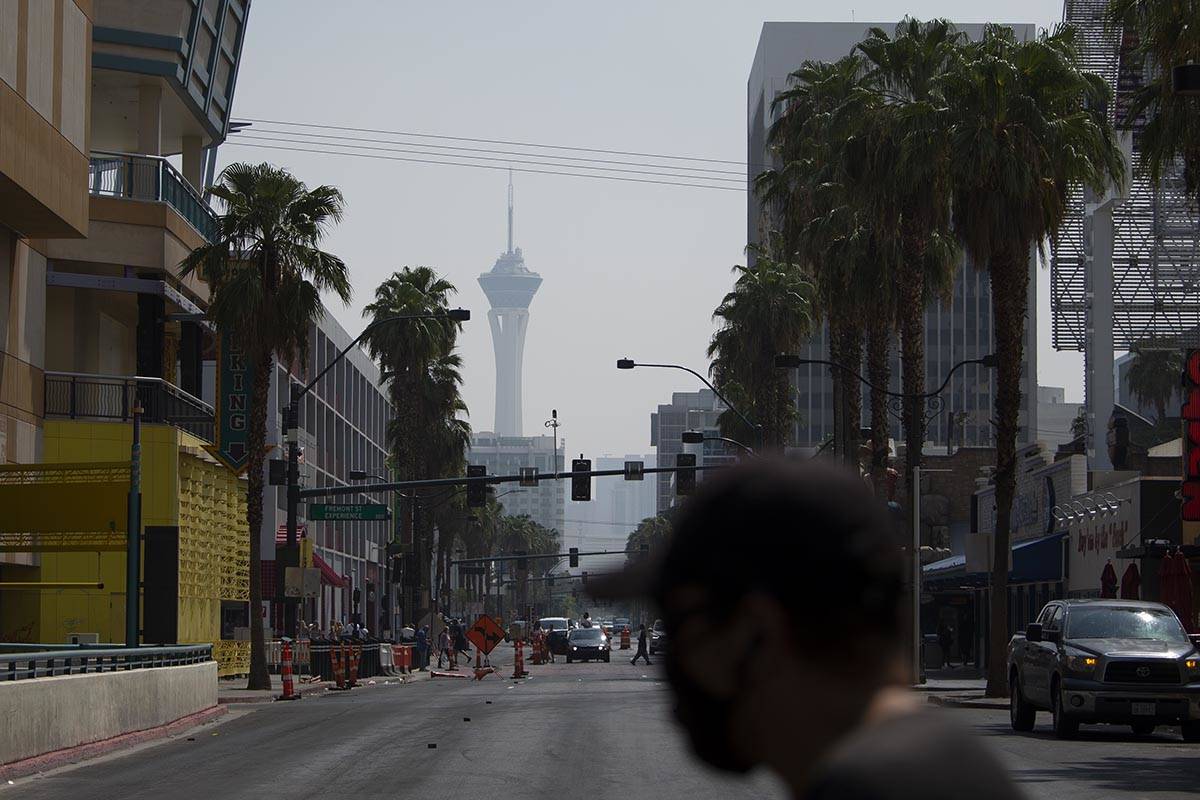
<box><xmin>1</xmin><ymin>421</ymin><xmax>250</xmax><ymax>674</ymax></box>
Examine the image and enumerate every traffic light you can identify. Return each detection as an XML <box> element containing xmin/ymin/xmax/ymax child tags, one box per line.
<box><xmin>676</xmin><ymin>452</ymin><xmax>697</xmax><ymax>496</ymax></box>
<box><xmin>466</xmin><ymin>465</ymin><xmax>486</xmax><ymax>507</ymax></box>
<box><xmin>516</xmin><ymin>550</ymin><xmax>527</xmax><ymax>570</ymax></box>
<box><xmin>571</xmin><ymin>457</ymin><xmax>591</xmax><ymax>501</ymax></box>
<box><xmin>581</xmin><ymin>571</ymin><xmax>588</xmax><ymax>585</ymax></box>
<box><xmin>547</xmin><ymin>576</ymin><xmax>555</xmax><ymax>587</ymax></box>
<box><xmin>568</xmin><ymin>547</ymin><xmax>579</xmax><ymax>568</ymax></box>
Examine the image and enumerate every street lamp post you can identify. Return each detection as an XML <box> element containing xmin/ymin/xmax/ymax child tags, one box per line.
<box><xmin>545</xmin><ymin>409</ymin><xmax>560</xmax><ymax>474</ymax></box>
<box><xmin>617</xmin><ymin>358</ymin><xmax>764</xmax><ymax>450</ymax></box>
<box><xmin>282</xmin><ymin>308</ymin><xmax>469</xmax><ymax>639</ymax></box>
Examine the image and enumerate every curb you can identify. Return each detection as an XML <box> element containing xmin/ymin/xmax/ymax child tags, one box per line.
<box><xmin>217</xmin><ymin>673</ymin><xmax>428</xmax><ymax>704</ymax></box>
<box><xmin>0</xmin><ymin>705</ymin><xmax>227</xmax><ymax>781</ymax></box>
<box><xmin>927</xmin><ymin>694</ymin><xmax>1010</xmax><ymax>710</ymax></box>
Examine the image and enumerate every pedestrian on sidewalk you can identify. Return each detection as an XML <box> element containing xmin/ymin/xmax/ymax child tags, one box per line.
<box><xmin>631</xmin><ymin>623</ymin><xmax>651</xmax><ymax>665</ymax></box>
<box><xmin>416</xmin><ymin>625</ymin><xmax>429</xmax><ymax>671</ymax></box>
<box><xmin>587</xmin><ymin>459</ymin><xmax>1024</xmax><ymax>800</ymax></box>
<box><xmin>938</xmin><ymin>622</ymin><xmax>955</xmax><ymax>668</ymax></box>
<box><xmin>437</xmin><ymin>627</ymin><xmax>450</xmax><ymax>669</ymax></box>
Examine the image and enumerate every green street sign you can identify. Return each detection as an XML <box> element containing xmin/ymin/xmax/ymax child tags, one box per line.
<box><xmin>205</xmin><ymin>332</ymin><xmax>250</xmax><ymax>474</ymax></box>
<box><xmin>308</xmin><ymin>503</ymin><xmax>391</xmax><ymax>522</ymax></box>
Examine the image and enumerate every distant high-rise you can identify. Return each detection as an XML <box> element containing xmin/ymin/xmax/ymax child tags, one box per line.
<box><xmin>747</xmin><ymin>22</ymin><xmax>1039</xmax><ymax>451</ymax></box>
<box><xmin>479</xmin><ymin>175</ymin><xmax>541</xmax><ymax>436</ymax></box>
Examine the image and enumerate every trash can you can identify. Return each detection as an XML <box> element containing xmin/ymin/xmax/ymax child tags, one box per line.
<box><xmin>923</xmin><ymin>634</ymin><xmax>942</xmax><ymax>670</ymax></box>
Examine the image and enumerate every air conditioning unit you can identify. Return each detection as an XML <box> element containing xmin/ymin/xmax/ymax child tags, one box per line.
<box><xmin>69</xmin><ymin>632</ymin><xmax>100</xmax><ymax>644</ymax></box>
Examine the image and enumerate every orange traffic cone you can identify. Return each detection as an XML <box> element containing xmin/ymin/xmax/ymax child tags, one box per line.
<box><xmin>332</xmin><ymin>644</ymin><xmax>345</xmax><ymax>689</ymax></box>
<box><xmin>278</xmin><ymin>640</ymin><xmax>298</xmax><ymax>700</ymax></box>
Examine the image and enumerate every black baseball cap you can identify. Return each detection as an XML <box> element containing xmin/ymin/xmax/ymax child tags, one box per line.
<box><xmin>589</xmin><ymin>458</ymin><xmax>904</xmax><ymax>637</ymax></box>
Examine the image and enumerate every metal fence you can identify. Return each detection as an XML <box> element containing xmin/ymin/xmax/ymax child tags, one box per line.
<box><xmin>89</xmin><ymin>151</ymin><xmax>219</xmax><ymax>241</ymax></box>
<box><xmin>0</xmin><ymin>644</ymin><xmax>213</xmax><ymax>681</ymax></box>
<box><xmin>44</xmin><ymin>372</ymin><xmax>215</xmax><ymax>443</ymax></box>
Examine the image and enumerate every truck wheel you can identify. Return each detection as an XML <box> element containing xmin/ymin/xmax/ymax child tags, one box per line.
<box><xmin>1051</xmin><ymin>680</ymin><xmax>1079</xmax><ymax>739</ymax></box>
<box><xmin>1181</xmin><ymin>722</ymin><xmax>1200</xmax><ymax>742</ymax></box>
<box><xmin>1130</xmin><ymin>722</ymin><xmax>1156</xmax><ymax>737</ymax></box>
<box><xmin>1009</xmin><ymin>672</ymin><xmax>1036</xmax><ymax>732</ymax></box>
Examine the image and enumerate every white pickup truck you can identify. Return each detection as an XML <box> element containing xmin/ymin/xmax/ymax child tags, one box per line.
<box><xmin>1008</xmin><ymin>599</ymin><xmax>1200</xmax><ymax>740</ymax></box>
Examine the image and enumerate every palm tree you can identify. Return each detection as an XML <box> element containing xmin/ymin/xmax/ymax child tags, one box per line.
<box><xmin>762</xmin><ymin>55</ymin><xmax>894</xmax><ymax>466</ymax></box>
<box><xmin>707</xmin><ymin>243</ymin><xmax>814</xmax><ymax>449</ymax></box>
<box><xmin>181</xmin><ymin>162</ymin><xmax>350</xmax><ymax>690</ymax></box>
<box><xmin>363</xmin><ymin>267</ymin><xmax>466</xmax><ymax>619</ymax></box>
<box><xmin>1106</xmin><ymin>0</ymin><xmax>1200</xmax><ymax>204</ymax></box>
<box><xmin>942</xmin><ymin>24</ymin><xmax>1125</xmax><ymax>696</ymax></box>
<box><xmin>1127</xmin><ymin>339</ymin><xmax>1183</xmax><ymax>423</ymax></box>
<box><xmin>857</xmin><ymin>18</ymin><xmax>963</xmax><ymax>492</ymax></box>
<box><xmin>624</xmin><ymin>515</ymin><xmax>673</xmax><ymax>565</ymax></box>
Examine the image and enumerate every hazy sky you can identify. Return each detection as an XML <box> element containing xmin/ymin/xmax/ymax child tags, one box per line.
<box><xmin>220</xmin><ymin>0</ymin><xmax>1078</xmax><ymax>460</ymax></box>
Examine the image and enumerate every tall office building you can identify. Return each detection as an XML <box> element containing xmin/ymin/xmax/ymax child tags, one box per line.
<box><xmin>259</xmin><ymin>314</ymin><xmax>392</xmax><ymax>635</ymax></box>
<box><xmin>650</xmin><ymin>390</ymin><xmax>738</xmax><ymax>515</ymax></box>
<box><xmin>747</xmin><ymin>22</ymin><xmax>1039</xmax><ymax>451</ymax></box>
<box><xmin>467</xmin><ymin>432</ymin><xmax>565</xmax><ymax>536</ymax></box>
<box><xmin>479</xmin><ymin>177</ymin><xmax>541</xmax><ymax>436</ymax></box>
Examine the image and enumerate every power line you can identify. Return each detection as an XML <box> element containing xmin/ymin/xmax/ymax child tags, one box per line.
<box><xmin>232</xmin><ymin>133</ymin><xmax>746</xmax><ymax>184</ymax></box>
<box><xmin>235</xmin><ymin>116</ymin><xmax>749</xmax><ymax>166</ymax></box>
<box><xmin>240</xmin><ymin>127</ymin><xmax>747</xmax><ymax>177</ymax></box>
<box><xmin>222</xmin><ymin>141</ymin><xmax>746</xmax><ymax>192</ymax></box>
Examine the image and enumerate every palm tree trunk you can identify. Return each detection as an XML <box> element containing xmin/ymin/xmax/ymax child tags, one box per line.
<box><xmin>828</xmin><ymin>320</ymin><xmax>844</xmax><ymax>459</ymax></box>
<box><xmin>866</xmin><ymin>311</ymin><xmax>891</xmax><ymax>493</ymax></box>
<box><xmin>898</xmin><ymin>245</ymin><xmax>926</xmax><ymax>500</ymax></box>
<box><xmin>245</xmin><ymin>350</ymin><xmax>273</xmax><ymax>690</ymax></box>
<box><xmin>986</xmin><ymin>246</ymin><xmax>1027</xmax><ymax>698</ymax></box>
<box><xmin>841</xmin><ymin>319</ymin><xmax>863</xmax><ymax>469</ymax></box>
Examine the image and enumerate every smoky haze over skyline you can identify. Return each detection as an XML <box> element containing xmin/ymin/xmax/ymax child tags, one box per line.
<box><xmin>219</xmin><ymin>0</ymin><xmax>1071</xmax><ymax>463</ymax></box>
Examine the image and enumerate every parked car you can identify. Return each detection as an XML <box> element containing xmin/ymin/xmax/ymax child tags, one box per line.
<box><xmin>649</xmin><ymin>619</ymin><xmax>667</xmax><ymax>655</ymax></box>
<box><xmin>539</xmin><ymin>617</ymin><xmax>572</xmax><ymax>655</ymax></box>
<box><xmin>566</xmin><ymin>626</ymin><xmax>611</xmax><ymax>663</ymax></box>
<box><xmin>1008</xmin><ymin>599</ymin><xmax>1200</xmax><ymax>740</ymax></box>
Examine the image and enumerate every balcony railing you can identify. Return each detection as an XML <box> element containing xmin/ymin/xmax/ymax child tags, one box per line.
<box><xmin>88</xmin><ymin>151</ymin><xmax>219</xmax><ymax>242</ymax></box>
<box><xmin>44</xmin><ymin>372</ymin><xmax>215</xmax><ymax>443</ymax></box>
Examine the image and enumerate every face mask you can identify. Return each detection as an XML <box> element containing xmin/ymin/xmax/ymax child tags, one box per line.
<box><xmin>665</xmin><ymin>643</ymin><xmax>755</xmax><ymax>773</ymax></box>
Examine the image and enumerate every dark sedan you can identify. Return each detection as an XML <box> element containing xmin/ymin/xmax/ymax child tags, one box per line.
<box><xmin>566</xmin><ymin>627</ymin><xmax>610</xmax><ymax>663</ymax></box>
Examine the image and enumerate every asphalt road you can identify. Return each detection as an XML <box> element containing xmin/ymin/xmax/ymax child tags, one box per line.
<box><xmin>6</xmin><ymin>652</ymin><xmax>786</xmax><ymax>800</ymax></box>
<box><xmin>960</xmin><ymin>708</ymin><xmax>1200</xmax><ymax>800</ymax></box>
<box><xmin>8</xmin><ymin>656</ymin><xmax>1200</xmax><ymax>799</ymax></box>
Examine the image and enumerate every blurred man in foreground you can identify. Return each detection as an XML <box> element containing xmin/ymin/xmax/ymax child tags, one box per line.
<box><xmin>592</xmin><ymin>459</ymin><xmax>1022</xmax><ymax>800</ymax></box>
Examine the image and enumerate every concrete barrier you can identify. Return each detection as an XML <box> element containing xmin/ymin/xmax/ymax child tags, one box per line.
<box><xmin>0</xmin><ymin>661</ymin><xmax>217</xmax><ymax>766</ymax></box>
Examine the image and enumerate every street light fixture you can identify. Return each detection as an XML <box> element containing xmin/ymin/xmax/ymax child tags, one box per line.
<box><xmin>616</xmin><ymin>357</ymin><xmax>764</xmax><ymax>449</ymax></box>
<box><xmin>773</xmin><ymin>353</ymin><xmax>997</xmax><ymax>399</ymax></box>
<box><xmin>681</xmin><ymin>429</ymin><xmax>755</xmax><ymax>457</ymax></box>
<box><xmin>282</xmin><ymin>308</ymin><xmax>470</xmax><ymax>638</ymax></box>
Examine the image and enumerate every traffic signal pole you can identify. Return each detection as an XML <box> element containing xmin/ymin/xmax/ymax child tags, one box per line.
<box><xmin>298</xmin><ymin>463</ymin><xmax>716</xmax><ymax>500</ymax></box>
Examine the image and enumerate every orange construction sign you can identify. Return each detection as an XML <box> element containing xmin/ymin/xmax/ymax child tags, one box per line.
<box><xmin>467</xmin><ymin>615</ymin><xmax>506</xmax><ymax>655</ymax></box>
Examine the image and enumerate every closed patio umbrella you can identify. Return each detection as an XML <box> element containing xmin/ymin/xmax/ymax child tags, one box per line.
<box><xmin>1100</xmin><ymin>561</ymin><xmax>1119</xmax><ymax>598</ymax></box>
<box><xmin>1119</xmin><ymin>562</ymin><xmax>1141</xmax><ymax>600</ymax></box>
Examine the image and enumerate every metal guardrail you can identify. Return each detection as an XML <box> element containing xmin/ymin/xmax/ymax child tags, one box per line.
<box><xmin>44</xmin><ymin>371</ymin><xmax>215</xmax><ymax>443</ymax></box>
<box><xmin>0</xmin><ymin>644</ymin><xmax>213</xmax><ymax>681</ymax></box>
<box><xmin>89</xmin><ymin>151</ymin><xmax>219</xmax><ymax>241</ymax></box>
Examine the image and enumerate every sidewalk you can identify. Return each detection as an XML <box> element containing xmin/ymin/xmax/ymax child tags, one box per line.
<box><xmin>217</xmin><ymin>670</ymin><xmax>429</xmax><ymax>704</ymax></box>
<box><xmin>915</xmin><ymin>667</ymin><xmax>1008</xmax><ymax>709</ymax></box>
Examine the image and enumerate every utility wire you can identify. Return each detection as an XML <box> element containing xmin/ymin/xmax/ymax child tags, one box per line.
<box><xmin>222</xmin><ymin>140</ymin><xmax>747</xmax><ymax>192</ymax></box>
<box><xmin>234</xmin><ymin>116</ymin><xmax>751</xmax><ymax>166</ymax></box>
<box><xmin>232</xmin><ymin>133</ymin><xmax>746</xmax><ymax>184</ymax></box>
<box><xmin>240</xmin><ymin>127</ymin><xmax>747</xmax><ymax>177</ymax></box>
